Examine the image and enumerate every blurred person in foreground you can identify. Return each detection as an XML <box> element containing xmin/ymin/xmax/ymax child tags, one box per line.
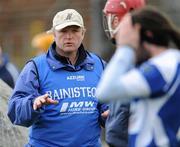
<box><xmin>96</xmin><ymin>6</ymin><xmax>180</xmax><ymax>147</ymax></box>
<box><xmin>8</xmin><ymin>9</ymin><xmax>108</xmax><ymax>147</ymax></box>
<box><xmin>0</xmin><ymin>45</ymin><xmax>19</xmax><ymax>88</ymax></box>
<box><xmin>101</xmin><ymin>0</ymin><xmax>146</xmax><ymax>146</ymax></box>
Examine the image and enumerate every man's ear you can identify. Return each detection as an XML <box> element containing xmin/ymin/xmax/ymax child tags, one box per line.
<box><xmin>142</xmin><ymin>41</ymin><xmax>152</xmax><ymax>51</ymax></box>
<box><xmin>82</xmin><ymin>28</ymin><xmax>86</xmax><ymax>35</ymax></box>
<box><xmin>81</xmin><ymin>29</ymin><xmax>86</xmax><ymax>40</ymax></box>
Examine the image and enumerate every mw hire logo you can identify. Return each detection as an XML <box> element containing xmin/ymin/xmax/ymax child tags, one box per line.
<box><xmin>60</xmin><ymin>101</ymin><xmax>95</xmax><ymax>113</ymax></box>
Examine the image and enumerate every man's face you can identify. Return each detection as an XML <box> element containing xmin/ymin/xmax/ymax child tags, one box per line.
<box><xmin>53</xmin><ymin>25</ymin><xmax>85</xmax><ymax>55</ymax></box>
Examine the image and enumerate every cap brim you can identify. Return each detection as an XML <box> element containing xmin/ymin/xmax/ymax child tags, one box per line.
<box><xmin>46</xmin><ymin>22</ymin><xmax>84</xmax><ymax>34</ymax></box>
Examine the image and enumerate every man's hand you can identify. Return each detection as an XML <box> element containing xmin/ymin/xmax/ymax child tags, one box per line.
<box><xmin>33</xmin><ymin>94</ymin><xmax>58</xmax><ymax>110</ymax></box>
<box><xmin>101</xmin><ymin>110</ymin><xmax>110</xmax><ymax>118</ymax></box>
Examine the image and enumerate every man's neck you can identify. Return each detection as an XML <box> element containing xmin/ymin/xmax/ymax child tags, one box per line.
<box><xmin>68</xmin><ymin>51</ymin><xmax>79</xmax><ymax>65</ymax></box>
<box><xmin>56</xmin><ymin>48</ymin><xmax>79</xmax><ymax>65</ymax></box>
<box><xmin>151</xmin><ymin>46</ymin><xmax>167</xmax><ymax>57</ymax></box>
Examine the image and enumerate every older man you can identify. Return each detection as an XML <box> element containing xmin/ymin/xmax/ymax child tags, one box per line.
<box><xmin>8</xmin><ymin>9</ymin><xmax>108</xmax><ymax>147</ymax></box>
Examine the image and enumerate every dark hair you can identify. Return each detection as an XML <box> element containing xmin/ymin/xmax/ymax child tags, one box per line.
<box><xmin>131</xmin><ymin>6</ymin><xmax>180</xmax><ymax>49</ymax></box>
